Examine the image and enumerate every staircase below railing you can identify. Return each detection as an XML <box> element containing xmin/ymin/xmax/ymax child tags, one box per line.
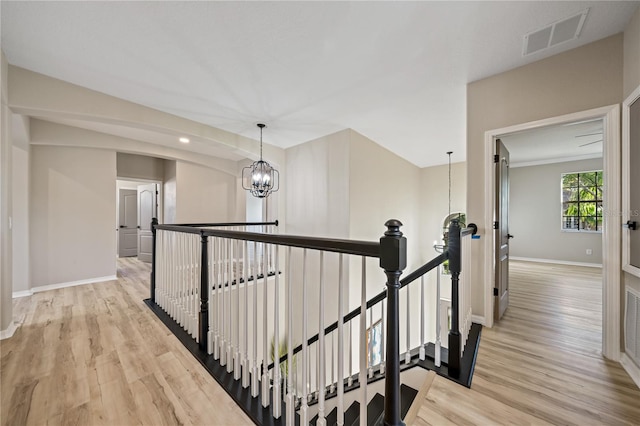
<box><xmin>145</xmin><ymin>218</ymin><xmax>481</xmax><ymax>425</ymax></box>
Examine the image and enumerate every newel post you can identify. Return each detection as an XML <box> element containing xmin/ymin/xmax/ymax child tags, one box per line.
<box><xmin>380</xmin><ymin>219</ymin><xmax>407</xmax><ymax>426</ymax></box>
<box><xmin>447</xmin><ymin>219</ymin><xmax>461</xmax><ymax>377</ymax></box>
<box><xmin>150</xmin><ymin>217</ymin><xmax>158</xmax><ymax>303</ymax></box>
<box><xmin>199</xmin><ymin>231</ymin><xmax>209</xmax><ymax>351</ymax></box>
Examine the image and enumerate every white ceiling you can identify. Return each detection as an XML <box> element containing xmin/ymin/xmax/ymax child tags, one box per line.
<box><xmin>500</xmin><ymin>119</ymin><xmax>603</xmax><ymax>167</ymax></box>
<box><xmin>1</xmin><ymin>1</ymin><xmax>637</xmax><ymax>167</ymax></box>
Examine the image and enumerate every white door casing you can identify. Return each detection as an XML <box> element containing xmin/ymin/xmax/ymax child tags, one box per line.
<box><xmin>623</xmin><ymin>85</ymin><xmax>640</xmax><ymax>277</ymax></box>
<box><xmin>483</xmin><ymin>104</ymin><xmax>620</xmax><ymax>360</ymax></box>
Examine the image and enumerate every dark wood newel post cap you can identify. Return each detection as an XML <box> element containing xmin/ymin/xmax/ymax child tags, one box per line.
<box><xmin>380</xmin><ymin>220</ymin><xmax>407</xmax><ymax>272</ymax></box>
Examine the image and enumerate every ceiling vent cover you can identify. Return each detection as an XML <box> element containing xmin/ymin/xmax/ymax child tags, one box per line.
<box><xmin>523</xmin><ymin>9</ymin><xmax>589</xmax><ymax>56</ymax></box>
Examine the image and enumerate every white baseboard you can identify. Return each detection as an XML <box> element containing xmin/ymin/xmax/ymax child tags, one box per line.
<box><xmin>17</xmin><ymin>275</ymin><xmax>118</xmax><ymax>296</ymax></box>
<box><xmin>510</xmin><ymin>256</ymin><xmax>602</xmax><ymax>268</ymax></box>
<box><xmin>621</xmin><ymin>353</ymin><xmax>640</xmax><ymax>389</ymax></box>
<box><xmin>0</xmin><ymin>321</ymin><xmax>18</xmax><ymax>340</ymax></box>
<box><xmin>471</xmin><ymin>314</ymin><xmax>486</xmax><ymax>326</ymax></box>
<box><xmin>12</xmin><ymin>289</ymin><xmax>33</xmax><ymax>298</ymax></box>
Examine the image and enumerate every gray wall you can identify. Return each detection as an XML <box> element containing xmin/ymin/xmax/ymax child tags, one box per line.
<box><xmin>30</xmin><ymin>145</ymin><xmax>117</xmax><ymax>287</ymax></box>
<box><xmin>116</xmin><ymin>152</ymin><xmax>165</xmax><ymax>181</ymax></box>
<box><xmin>174</xmin><ymin>161</ymin><xmax>237</xmax><ymax>223</ymax></box>
<box><xmin>12</xmin><ymin>145</ymin><xmax>29</xmax><ymax>293</ymax></box>
<box><xmin>510</xmin><ymin>158</ymin><xmax>603</xmax><ymax>264</ymax></box>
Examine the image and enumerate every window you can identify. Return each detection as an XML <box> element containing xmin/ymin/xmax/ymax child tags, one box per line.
<box><xmin>561</xmin><ymin>170</ymin><xmax>603</xmax><ymax>232</ymax></box>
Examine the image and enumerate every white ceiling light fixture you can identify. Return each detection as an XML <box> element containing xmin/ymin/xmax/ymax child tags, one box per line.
<box><xmin>179</xmin><ymin>137</ymin><xmax>190</xmax><ymax>143</ymax></box>
<box><xmin>242</xmin><ymin>123</ymin><xmax>279</xmax><ymax>199</ymax></box>
<box><xmin>523</xmin><ymin>9</ymin><xmax>589</xmax><ymax>56</ymax></box>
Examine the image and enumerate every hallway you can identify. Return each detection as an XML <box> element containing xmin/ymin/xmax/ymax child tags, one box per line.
<box><xmin>410</xmin><ymin>261</ymin><xmax>640</xmax><ymax>425</ymax></box>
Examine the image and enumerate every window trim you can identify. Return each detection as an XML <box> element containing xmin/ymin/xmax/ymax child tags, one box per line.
<box><xmin>560</xmin><ymin>169</ymin><xmax>603</xmax><ymax>233</ymax></box>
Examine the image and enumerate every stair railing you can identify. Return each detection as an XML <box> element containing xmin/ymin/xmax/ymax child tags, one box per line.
<box><xmin>151</xmin><ymin>219</ymin><xmax>468</xmax><ymax>424</ymax></box>
<box><xmin>264</xmin><ymin>219</ymin><xmax>478</xmax><ymax>418</ymax></box>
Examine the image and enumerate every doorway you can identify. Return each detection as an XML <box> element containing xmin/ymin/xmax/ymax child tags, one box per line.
<box><xmin>116</xmin><ymin>179</ymin><xmax>162</xmax><ymax>263</ymax></box>
<box><xmin>483</xmin><ymin>104</ymin><xmax>621</xmax><ymax>360</ymax></box>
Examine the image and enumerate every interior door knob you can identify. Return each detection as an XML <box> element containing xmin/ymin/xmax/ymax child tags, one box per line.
<box><xmin>507</xmin><ymin>234</ymin><xmax>514</xmax><ymax>239</ymax></box>
<box><xmin>119</xmin><ymin>225</ymin><xmax>126</xmax><ymax>228</ymax></box>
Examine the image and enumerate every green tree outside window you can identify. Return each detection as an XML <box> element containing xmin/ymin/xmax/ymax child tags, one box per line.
<box><xmin>561</xmin><ymin>170</ymin><xmax>603</xmax><ymax>232</ymax></box>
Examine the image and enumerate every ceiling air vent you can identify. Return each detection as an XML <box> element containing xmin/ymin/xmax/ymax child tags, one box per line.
<box><xmin>523</xmin><ymin>9</ymin><xmax>589</xmax><ymax>56</ymax></box>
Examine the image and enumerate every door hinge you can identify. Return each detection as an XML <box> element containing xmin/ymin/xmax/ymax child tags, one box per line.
<box><xmin>493</xmin><ymin>221</ymin><xmax>499</xmax><ymax>229</ymax></box>
<box><xmin>493</xmin><ymin>287</ymin><xmax>499</xmax><ymax>296</ymax></box>
<box><xmin>494</xmin><ymin>154</ymin><xmax>499</xmax><ymax>163</ymax></box>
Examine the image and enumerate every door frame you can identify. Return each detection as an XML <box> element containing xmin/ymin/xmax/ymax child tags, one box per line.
<box><xmin>622</xmin><ymin>85</ymin><xmax>640</xmax><ymax>277</ymax></box>
<box><xmin>482</xmin><ymin>104</ymin><xmax>621</xmax><ymax>361</ymax></box>
<box><xmin>115</xmin><ymin>178</ymin><xmax>163</xmax><ymax>261</ymax></box>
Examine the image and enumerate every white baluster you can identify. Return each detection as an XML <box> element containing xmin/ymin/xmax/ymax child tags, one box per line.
<box><xmin>208</xmin><ymin>236</ymin><xmax>214</xmax><ymax>353</ymax></box>
<box><xmin>178</xmin><ymin>232</ymin><xmax>182</xmax><ymax>323</ymax></box>
<box><xmin>299</xmin><ymin>249</ymin><xmax>308</xmax><ymax>423</ymax></box>
<box><xmin>261</xmin><ymin>242</ymin><xmax>270</xmax><ymax>408</ymax></box>
<box><xmin>337</xmin><ymin>254</ymin><xmax>344</xmax><ymax>426</ymax></box>
<box><xmin>347</xmin><ymin>321</ymin><xmax>353</xmax><ymax>387</ymax></box>
<box><xmin>171</xmin><ymin>231</ymin><xmax>174</xmax><ymax>314</ymax></box>
<box><xmin>220</xmin><ymin>238</ymin><xmax>227</xmax><ymax>366</ymax></box>
<box><xmin>251</xmin><ymin>241</ymin><xmax>259</xmax><ymax>397</ymax></box>
<box><xmin>181</xmin><ymin>233</ymin><xmax>187</xmax><ymax>329</ymax></box>
<box><xmin>286</xmin><ymin>247</ymin><xmax>294</xmax><ymax>424</ymax></box>
<box><xmin>435</xmin><ymin>264</ymin><xmax>442</xmax><ymax>368</ymax></box>
<box><xmin>359</xmin><ymin>257</ymin><xmax>367</xmax><ymax>424</ymax></box>
<box><xmin>406</xmin><ymin>282</ymin><xmax>411</xmax><ymax>364</ymax></box>
<box><xmin>194</xmin><ymin>235</ymin><xmax>198</xmax><ymax>339</ymax></box>
<box><xmin>272</xmin><ymin>245</ymin><xmax>281</xmax><ymax>418</ymax></box>
<box><xmin>330</xmin><ymin>331</ymin><xmax>335</xmax><ymax>394</ymax></box>
<box><xmin>234</xmin><ymin>239</ymin><xmax>241</xmax><ymax>380</ymax></box>
<box><xmin>317</xmin><ymin>252</ymin><xmax>326</xmax><ymax>426</ymax></box>
<box><xmin>214</xmin><ymin>238</ymin><xmax>221</xmax><ymax>360</ymax></box>
<box><xmin>242</xmin><ymin>240</ymin><xmax>250</xmax><ymax>388</ymax></box>
<box><xmin>380</xmin><ymin>299</ymin><xmax>385</xmax><ymax>375</ymax></box>
<box><xmin>227</xmin><ymin>238</ymin><xmax>233</xmax><ymax>373</ymax></box>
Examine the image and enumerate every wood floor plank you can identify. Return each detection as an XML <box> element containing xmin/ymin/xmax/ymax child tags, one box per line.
<box><xmin>1</xmin><ymin>257</ymin><xmax>252</xmax><ymax>426</ymax></box>
<box><xmin>412</xmin><ymin>261</ymin><xmax>640</xmax><ymax>425</ymax></box>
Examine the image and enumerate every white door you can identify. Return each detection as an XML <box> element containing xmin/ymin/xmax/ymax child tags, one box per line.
<box><xmin>118</xmin><ymin>189</ymin><xmax>138</xmax><ymax>257</ymax></box>
<box><xmin>138</xmin><ymin>183</ymin><xmax>157</xmax><ymax>263</ymax></box>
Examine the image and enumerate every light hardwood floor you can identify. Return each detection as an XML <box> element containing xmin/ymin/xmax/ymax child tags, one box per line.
<box><xmin>1</xmin><ymin>258</ymin><xmax>252</xmax><ymax>426</ymax></box>
<box><xmin>3</xmin><ymin>260</ymin><xmax>639</xmax><ymax>425</ymax></box>
<box><xmin>411</xmin><ymin>260</ymin><xmax>640</xmax><ymax>425</ymax></box>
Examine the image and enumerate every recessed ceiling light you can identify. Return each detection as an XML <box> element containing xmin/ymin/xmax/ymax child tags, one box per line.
<box><xmin>179</xmin><ymin>137</ymin><xmax>190</xmax><ymax>143</ymax></box>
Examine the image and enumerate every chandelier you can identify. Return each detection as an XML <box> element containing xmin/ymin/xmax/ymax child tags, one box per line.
<box><xmin>242</xmin><ymin>123</ymin><xmax>279</xmax><ymax>198</ymax></box>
